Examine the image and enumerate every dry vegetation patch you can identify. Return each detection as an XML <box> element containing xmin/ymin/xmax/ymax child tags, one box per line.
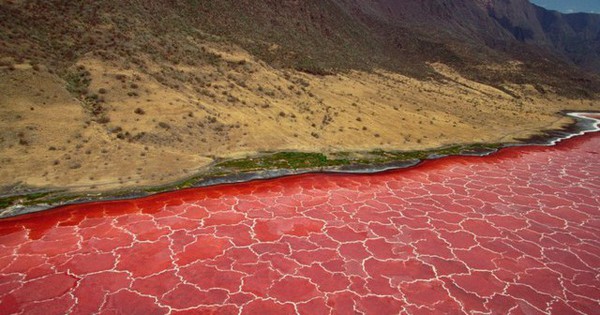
<box><xmin>0</xmin><ymin>46</ymin><xmax>595</xmax><ymax>196</ymax></box>
<box><xmin>0</xmin><ymin>0</ymin><xmax>597</xmax><ymax>196</ymax></box>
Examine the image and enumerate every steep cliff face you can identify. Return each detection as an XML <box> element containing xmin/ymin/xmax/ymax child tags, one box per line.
<box><xmin>533</xmin><ymin>8</ymin><xmax>600</xmax><ymax>72</ymax></box>
<box><xmin>476</xmin><ymin>0</ymin><xmax>600</xmax><ymax>72</ymax></box>
<box><xmin>336</xmin><ymin>0</ymin><xmax>508</xmax><ymax>41</ymax></box>
<box><xmin>334</xmin><ymin>0</ymin><xmax>600</xmax><ymax>73</ymax></box>
<box><xmin>322</xmin><ymin>0</ymin><xmax>600</xmax><ymax>97</ymax></box>
<box><xmin>486</xmin><ymin>0</ymin><xmax>550</xmax><ymax>43</ymax></box>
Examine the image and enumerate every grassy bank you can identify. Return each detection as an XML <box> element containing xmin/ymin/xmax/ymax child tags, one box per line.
<box><xmin>0</xmin><ymin>142</ymin><xmax>503</xmax><ymax>215</ymax></box>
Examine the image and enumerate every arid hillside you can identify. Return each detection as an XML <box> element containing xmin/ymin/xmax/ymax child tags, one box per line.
<box><xmin>0</xmin><ymin>0</ymin><xmax>598</xmax><ymax>198</ymax></box>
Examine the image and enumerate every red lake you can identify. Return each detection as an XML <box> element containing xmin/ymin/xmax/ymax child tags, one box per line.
<box><xmin>1</xmin><ymin>117</ymin><xmax>599</xmax><ymax>314</ymax></box>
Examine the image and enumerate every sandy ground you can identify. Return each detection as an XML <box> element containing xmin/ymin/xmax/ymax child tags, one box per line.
<box><xmin>0</xmin><ymin>43</ymin><xmax>597</xmax><ymax>194</ymax></box>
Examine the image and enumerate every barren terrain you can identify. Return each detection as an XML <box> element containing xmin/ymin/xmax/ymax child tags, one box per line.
<box><xmin>1</xmin><ymin>0</ymin><xmax>599</xmax><ymax>199</ymax></box>
<box><xmin>0</xmin><ymin>42</ymin><xmax>596</xmax><ymax>195</ymax></box>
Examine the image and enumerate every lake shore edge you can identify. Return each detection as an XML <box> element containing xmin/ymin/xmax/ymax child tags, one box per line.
<box><xmin>1</xmin><ymin>110</ymin><xmax>599</xmax><ymax>219</ymax></box>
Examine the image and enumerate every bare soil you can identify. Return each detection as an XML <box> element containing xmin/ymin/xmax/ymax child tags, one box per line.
<box><xmin>0</xmin><ymin>43</ymin><xmax>597</xmax><ymax>194</ymax></box>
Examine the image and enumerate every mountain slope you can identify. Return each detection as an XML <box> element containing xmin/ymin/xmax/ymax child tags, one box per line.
<box><xmin>0</xmin><ymin>0</ymin><xmax>598</xmax><ymax>198</ymax></box>
<box><xmin>333</xmin><ymin>0</ymin><xmax>600</xmax><ymax>94</ymax></box>
<box><xmin>1</xmin><ymin>0</ymin><xmax>598</xmax><ymax>93</ymax></box>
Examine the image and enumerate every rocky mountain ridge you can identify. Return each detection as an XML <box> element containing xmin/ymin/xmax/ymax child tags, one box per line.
<box><xmin>338</xmin><ymin>0</ymin><xmax>600</xmax><ymax>73</ymax></box>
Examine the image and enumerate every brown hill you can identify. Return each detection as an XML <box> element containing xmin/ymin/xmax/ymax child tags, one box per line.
<box><xmin>1</xmin><ymin>0</ymin><xmax>599</xmax><ymax>93</ymax></box>
<box><xmin>0</xmin><ymin>0</ymin><xmax>598</xmax><ymax>200</ymax></box>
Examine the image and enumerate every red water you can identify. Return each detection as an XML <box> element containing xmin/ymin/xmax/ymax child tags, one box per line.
<box><xmin>1</xmin><ymin>132</ymin><xmax>599</xmax><ymax>314</ymax></box>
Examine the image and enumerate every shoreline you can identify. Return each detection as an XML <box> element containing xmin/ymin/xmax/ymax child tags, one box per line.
<box><xmin>1</xmin><ymin>111</ymin><xmax>599</xmax><ymax>219</ymax></box>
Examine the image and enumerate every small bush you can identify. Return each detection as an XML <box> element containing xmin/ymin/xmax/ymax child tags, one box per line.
<box><xmin>158</xmin><ymin>122</ymin><xmax>170</xmax><ymax>129</ymax></box>
<box><xmin>294</xmin><ymin>58</ymin><xmax>334</xmax><ymax>76</ymax></box>
<box><xmin>96</xmin><ymin>116</ymin><xmax>110</xmax><ymax>124</ymax></box>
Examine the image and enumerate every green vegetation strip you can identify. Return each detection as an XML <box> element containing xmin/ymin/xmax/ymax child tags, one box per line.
<box><xmin>216</xmin><ymin>152</ymin><xmax>348</xmax><ymax>170</ymax></box>
<box><xmin>0</xmin><ymin>192</ymin><xmax>53</xmax><ymax>209</ymax></box>
<box><xmin>215</xmin><ymin>143</ymin><xmax>502</xmax><ymax>172</ymax></box>
<box><xmin>0</xmin><ymin>143</ymin><xmax>502</xmax><ymax>213</ymax></box>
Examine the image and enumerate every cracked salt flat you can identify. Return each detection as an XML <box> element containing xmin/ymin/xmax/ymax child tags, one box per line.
<box><xmin>0</xmin><ymin>115</ymin><xmax>599</xmax><ymax>314</ymax></box>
